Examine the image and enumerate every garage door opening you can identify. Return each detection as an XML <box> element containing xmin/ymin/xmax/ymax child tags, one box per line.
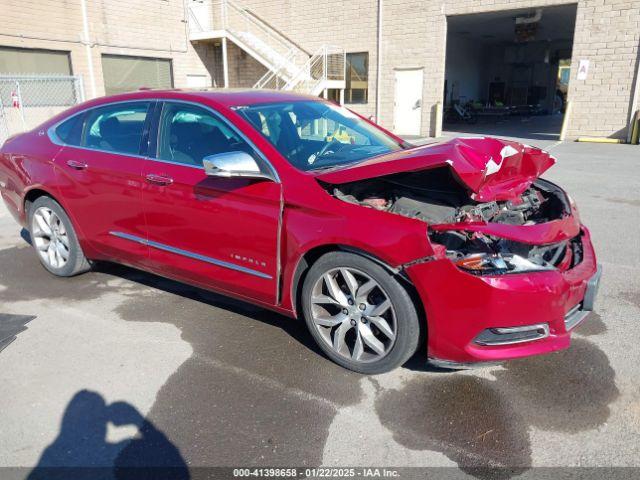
<box><xmin>443</xmin><ymin>4</ymin><xmax>577</xmax><ymax>142</ymax></box>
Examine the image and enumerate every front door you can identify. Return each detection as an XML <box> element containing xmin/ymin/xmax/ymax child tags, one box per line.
<box><xmin>141</xmin><ymin>101</ymin><xmax>281</xmax><ymax>304</ymax></box>
<box><xmin>393</xmin><ymin>68</ymin><xmax>423</xmax><ymax>136</ymax></box>
<box><xmin>53</xmin><ymin>101</ymin><xmax>153</xmax><ymax>264</ymax></box>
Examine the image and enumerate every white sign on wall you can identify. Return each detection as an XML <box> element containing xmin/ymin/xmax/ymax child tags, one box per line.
<box><xmin>577</xmin><ymin>59</ymin><xmax>590</xmax><ymax>80</ymax></box>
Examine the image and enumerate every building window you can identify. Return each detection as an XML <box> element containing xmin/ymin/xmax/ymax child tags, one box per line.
<box><xmin>102</xmin><ymin>54</ymin><xmax>173</xmax><ymax>96</ymax></box>
<box><xmin>0</xmin><ymin>47</ymin><xmax>71</xmax><ymax>75</ymax></box>
<box><xmin>345</xmin><ymin>52</ymin><xmax>368</xmax><ymax>104</ymax></box>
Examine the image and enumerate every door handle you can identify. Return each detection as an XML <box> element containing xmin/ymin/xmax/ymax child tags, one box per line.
<box><xmin>66</xmin><ymin>160</ymin><xmax>88</xmax><ymax>170</ymax></box>
<box><xmin>145</xmin><ymin>174</ymin><xmax>174</xmax><ymax>186</ymax></box>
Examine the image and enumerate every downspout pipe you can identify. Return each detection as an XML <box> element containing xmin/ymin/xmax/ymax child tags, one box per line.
<box><xmin>79</xmin><ymin>0</ymin><xmax>97</xmax><ymax>99</ymax></box>
<box><xmin>375</xmin><ymin>0</ymin><xmax>382</xmax><ymax>122</ymax></box>
<box><xmin>627</xmin><ymin>40</ymin><xmax>640</xmax><ymax>143</ymax></box>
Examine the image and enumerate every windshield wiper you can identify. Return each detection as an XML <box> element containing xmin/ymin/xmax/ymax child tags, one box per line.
<box><xmin>307</xmin><ymin>164</ymin><xmax>342</xmax><ymax>172</ymax></box>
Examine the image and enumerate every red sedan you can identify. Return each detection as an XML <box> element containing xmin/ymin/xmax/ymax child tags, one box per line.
<box><xmin>0</xmin><ymin>90</ymin><xmax>601</xmax><ymax>374</ymax></box>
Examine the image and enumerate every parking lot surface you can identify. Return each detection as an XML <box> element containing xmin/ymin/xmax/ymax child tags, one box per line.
<box><xmin>1</xmin><ymin>140</ymin><xmax>639</xmax><ymax>477</ymax></box>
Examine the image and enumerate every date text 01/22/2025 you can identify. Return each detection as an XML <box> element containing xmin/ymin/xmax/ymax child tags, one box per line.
<box><xmin>232</xmin><ymin>467</ymin><xmax>400</xmax><ymax>477</ymax></box>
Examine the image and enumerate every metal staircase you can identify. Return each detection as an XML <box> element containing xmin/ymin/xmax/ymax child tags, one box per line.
<box><xmin>187</xmin><ymin>0</ymin><xmax>345</xmax><ymax>95</ymax></box>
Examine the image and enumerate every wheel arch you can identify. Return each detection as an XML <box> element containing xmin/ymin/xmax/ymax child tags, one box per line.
<box><xmin>290</xmin><ymin>244</ymin><xmax>427</xmax><ymax>349</ymax></box>
<box><xmin>22</xmin><ymin>186</ymin><xmax>73</xmax><ymax>227</ymax></box>
<box><xmin>23</xmin><ymin>187</ymin><xmax>62</xmax><ymax>214</ymax></box>
<box><xmin>22</xmin><ymin>186</ymin><xmax>92</xmax><ymax>255</ymax></box>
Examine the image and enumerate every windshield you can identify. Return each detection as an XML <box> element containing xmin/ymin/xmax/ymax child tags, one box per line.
<box><xmin>234</xmin><ymin>101</ymin><xmax>404</xmax><ymax>171</ymax></box>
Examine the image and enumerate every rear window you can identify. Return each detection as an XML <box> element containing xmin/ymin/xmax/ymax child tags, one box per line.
<box><xmin>55</xmin><ymin>114</ymin><xmax>84</xmax><ymax>146</ymax></box>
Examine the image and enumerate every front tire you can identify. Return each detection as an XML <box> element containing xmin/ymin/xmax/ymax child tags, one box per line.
<box><xmin>301</xmin><ymin>252</ymin><xmax>421</xmax><ymax>374</ymax></box>
<box><xmin>28</xmin><ymin>196</ymin><xmax>91</xmax><ymax>277</ymax></box>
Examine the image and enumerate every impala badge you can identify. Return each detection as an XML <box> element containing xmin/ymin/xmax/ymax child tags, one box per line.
<box><xmin>230</xmin><ymin>253</ymin><xmax>267</xmax><ymax>268</ymax></box>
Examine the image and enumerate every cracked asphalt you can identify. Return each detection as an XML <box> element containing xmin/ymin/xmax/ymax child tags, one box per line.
<box><xmin>0</xmin><ymin>139</ymin><xmax>639</xmax><ymax>478</ymax></box>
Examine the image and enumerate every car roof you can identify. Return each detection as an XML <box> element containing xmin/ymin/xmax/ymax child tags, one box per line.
<box><xmin>88</xmin><ymin>88</ymin><xmax>323</xmax><ymax>108</ymax></box>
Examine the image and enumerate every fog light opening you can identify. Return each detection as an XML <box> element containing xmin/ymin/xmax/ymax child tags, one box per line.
<box><xmin>474</xmin><ymin>323</ymin><xmax>550</xmax><ymax>346</ymax></box>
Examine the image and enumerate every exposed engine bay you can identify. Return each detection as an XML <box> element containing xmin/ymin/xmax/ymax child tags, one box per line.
<box><xmin>326</xmin><ymin>167</ymin><xmax>582</xmax><ymax>274</ymax></box>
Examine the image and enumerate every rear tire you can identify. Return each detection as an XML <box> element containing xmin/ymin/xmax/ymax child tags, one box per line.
<box><xmin>28</xmin><ymin>196</ymin><xmax>91</xmax><ymax>277</ymax></box>
<box><xmin>301</xmin><ymin>251</ymin><xmax>420</xmax><ymax>374</ymax></box>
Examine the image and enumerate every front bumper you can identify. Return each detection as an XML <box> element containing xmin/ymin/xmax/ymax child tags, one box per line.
<box><xmin>405</xmin><ymin>226</ymin><xmax>600</xmax><ymax>364</ymax></box>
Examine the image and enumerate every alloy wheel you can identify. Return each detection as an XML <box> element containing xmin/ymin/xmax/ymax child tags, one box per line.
<box><xmin>310</xmin><ymin>267</ymin><xmax>397</xmax><ymax>363</ymax></box>
<box><xmin>31</xmin><ymin>206</ymin><xmax>70</xmax><ymax>269</ymax></box>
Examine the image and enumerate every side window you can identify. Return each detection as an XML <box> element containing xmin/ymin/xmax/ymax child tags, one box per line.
<box><xmin>55</xmin><ymin>113</ymin><xmax>84</xmax><ymax>146</ymax></box>
<box><xmin>157</xmin><ymin>102</ymin><xmax>253</xmax><ymax>167</ymax></box>
<box><xmin>82</xmin><ymin>102</ymin><xmax>151</xmax><ymax>155</ymax></box>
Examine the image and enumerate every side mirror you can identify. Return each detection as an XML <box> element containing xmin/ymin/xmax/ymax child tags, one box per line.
<box><xmin>202</xmin><ymin>151</ymin><xmax>274</xmax><ymax>180</ymax></box>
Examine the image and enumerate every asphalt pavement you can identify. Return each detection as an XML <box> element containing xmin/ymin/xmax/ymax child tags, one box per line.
<box><xmin>0</xmin><ymin>139</ymin><xmax>639</xmax><ymax>479</ymax></box>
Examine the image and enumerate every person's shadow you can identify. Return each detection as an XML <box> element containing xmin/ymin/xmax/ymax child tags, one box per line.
<box><xmin>28</xmin><ymin>390</ymin><xmax>189</xmax><ymax>480</ymax></box>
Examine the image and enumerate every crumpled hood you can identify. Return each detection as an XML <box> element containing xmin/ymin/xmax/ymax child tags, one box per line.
<box><xmin>313</xmin><ymin>137</ymin><xmax>555</xmax><ymax>202</ymax></box>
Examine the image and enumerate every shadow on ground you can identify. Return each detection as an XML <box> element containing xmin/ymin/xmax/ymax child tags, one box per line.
<box><xmin>28</xmin><ymin>390</ymin><xmax>188</xmax><ymax>480</ymax></box>
<box><xmin>0</xmin><ymin>313</ymin><xmax>36</xmax><ymax>353</ymax></box>
<box><xmin>376</xmin><ymin>337</ymin><xmax>619</xmax><ymax>479</ymax></box>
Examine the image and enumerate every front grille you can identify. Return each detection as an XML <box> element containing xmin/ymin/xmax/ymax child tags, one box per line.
<box><xmin>569</xmin><ymin>234</ymin><xmax>584</xmax><ymax>268</ymax></box>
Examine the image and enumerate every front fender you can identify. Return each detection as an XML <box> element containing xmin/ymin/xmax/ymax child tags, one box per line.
<box><xmin>279</xmin><ymin>200</ymin><xmax>434</xmax><ymax>313</ymax></box>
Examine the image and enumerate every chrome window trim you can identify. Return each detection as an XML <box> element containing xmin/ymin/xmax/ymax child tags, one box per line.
<box><xmin>109</xmin><ymin>231</ymin><xmax>273</xmax><ymax>280</ymax></box>
<box><xmin>142</xmin><ymin>156</ymin><xmax>204</xmax><ymax>171</ymax></box>
<box><xmin>47</xmin><ymin>97</ymin><xmax>281</xmax><ymax>183</ymax></box>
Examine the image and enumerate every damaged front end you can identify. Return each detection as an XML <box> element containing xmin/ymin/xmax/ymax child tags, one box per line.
<box><xmin>314</xmin><ymin>137</ymin><xmax>599</xmax><ymax>364</ymax></box>
<box><xmin>319</xmin><ymin>138</ymin><xmax>584</xmax><ymax>275</ymax></box>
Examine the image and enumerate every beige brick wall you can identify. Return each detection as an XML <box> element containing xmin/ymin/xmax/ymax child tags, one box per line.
<box><xmin>0</xmin><ymin>0</ymin><xmax>213</xmax><ymax>98</ymax></box>
<box><xmin>377</xmin><ymin>0</ymin><xmax>640</xmax><ymax>139</ymax></box>
<box><xmin>566</xmin><ymin>0</ymin><xmax>640</xmax><ymax>139</ymax></box>
<box><xmin>1</xmin><ymin>0</ymin><xmax>638</xmax><ymax>139</ymax></box>
<box><xmin>226</xmin><ymin>41</ymin><xmax>269</xmax><ymax>88</ymax></box>
<box><xmin>237</xmin><ymin>0</ymin><xmax>379</xmax><ymax>119</ymax></box>
<box><xmin>237</xmin><ymin>0</ymin><xmax>639</xmax><ymax>138</ymax></box>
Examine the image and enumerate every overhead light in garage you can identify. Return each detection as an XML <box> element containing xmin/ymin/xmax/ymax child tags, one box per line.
<box><xmin>515</xmin><ymin>9</ymin><xmax>542</xmax><ymax>42</ymax></box>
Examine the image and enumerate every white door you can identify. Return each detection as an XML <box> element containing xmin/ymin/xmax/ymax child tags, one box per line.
<box><xmin>189</xmin><ymin>0</ymin><xmax>213</xmax><ymax>32</ymax></box>
<box><xmin>394</xmin><ymin>69</ymin><xmax>423</xmax><ymax>136</ymax></box>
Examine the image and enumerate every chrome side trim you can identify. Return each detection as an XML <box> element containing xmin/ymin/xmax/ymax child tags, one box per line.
<box><xmin>109</xmin><ymin>231</ymin><xmax>273</xmax><ymax>280</ymax></box>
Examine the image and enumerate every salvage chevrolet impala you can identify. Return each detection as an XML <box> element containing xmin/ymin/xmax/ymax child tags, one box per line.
<box><xmin>0</xmin><ymin>90</ymin><xmax>601</xmax><ymax>373</ymax></box>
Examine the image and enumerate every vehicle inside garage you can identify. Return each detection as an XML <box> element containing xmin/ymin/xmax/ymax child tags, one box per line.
<box><xmin>444</xmin><ymin>4</ymin><xmax>577</xmax><ymax>141</ymax></box>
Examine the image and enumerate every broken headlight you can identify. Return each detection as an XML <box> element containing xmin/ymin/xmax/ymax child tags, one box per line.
<box><xmin>451</xmin><ymin>252</ymin><xmax>556</xmax><ymax>275</ymax></box>
<box><xmin>434</xmin><ymin>231</ymin><xmax>564</xmax><ymax>275</ymax></box>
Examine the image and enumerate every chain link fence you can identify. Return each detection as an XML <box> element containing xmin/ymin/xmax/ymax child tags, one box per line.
<box><xmin>0</xmin><ymin>74</ymin><xmax>84</xmax><ymax>145</ymax></box>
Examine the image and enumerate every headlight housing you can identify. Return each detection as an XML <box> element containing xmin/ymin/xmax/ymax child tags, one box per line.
<box><xmin>432</xmin><ymin>230</ymin><xmax>572</xmax><ymax>276</ymax></box>
<box><xmin>451</xmin><ymin>252</ymin><xmax>557</xmax><ymax>275</ymax></box>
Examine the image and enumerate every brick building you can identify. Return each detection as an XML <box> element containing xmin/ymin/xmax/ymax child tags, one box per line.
<box><xmin>0</xmin><ymin>0</ymin><xmax>638</xmax><ymax>140</ymax></box>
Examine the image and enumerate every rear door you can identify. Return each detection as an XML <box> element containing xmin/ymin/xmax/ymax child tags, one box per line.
<box><xmin>141</xmin><ymin>100</ymin><xmax>281</xmax><ymax>304</ymax></box>
<box><xmin>53</xmin><ymin>100</ymin><xmax>153</xmax><ymax>264</ymax></box>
